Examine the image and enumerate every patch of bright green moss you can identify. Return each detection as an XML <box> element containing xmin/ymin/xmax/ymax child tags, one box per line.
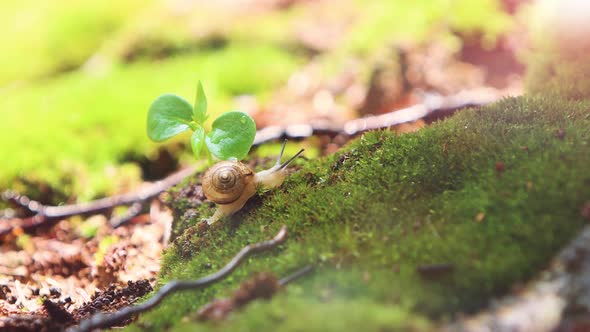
<box><xmin>0</xmin><ymin>0</ymin><xmax>150</xmax><ymax>86</ymax></box>
<box><xmin>128</xmin><ymin>95</ymin><xmax>590</xmax><ymax>331</ymax></box>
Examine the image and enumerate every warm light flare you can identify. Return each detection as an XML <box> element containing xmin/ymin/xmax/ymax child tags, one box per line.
<box><xmin>536</xmin><ymin>0</ymin><xmax>590</xmax><ymax>50</ymax></box>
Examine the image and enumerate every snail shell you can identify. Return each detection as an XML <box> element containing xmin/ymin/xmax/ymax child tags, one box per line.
<box><xmin>202</xmin><ymin>161</ymin><xmax>254</xmax><ymax>204</ymax></box>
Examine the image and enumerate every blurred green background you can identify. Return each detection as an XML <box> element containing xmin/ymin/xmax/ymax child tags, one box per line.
<box><xmin>0</xmin><ymin>0</ymin><xmax>512</xmax><ymax>201</ymax></box>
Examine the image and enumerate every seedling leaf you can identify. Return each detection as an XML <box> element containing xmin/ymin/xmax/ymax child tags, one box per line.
<box><xmin>147</xmin><ymin>94</ymin><xmax>193</xmax><ymax>142</ymax></box>
<box><xmin>206</xmin><ymin>111</ymin><xmax>256</xmax><ymax>160</ymax></box>
<box><xmin>193</xmin><ymin>81</ymin><xmax>208</xmax><ymax>124</ymax></box>
<box><xmin>190</xmin><ymin>126</ymin><xmax>206</xmax><ymax>158</ymax></box>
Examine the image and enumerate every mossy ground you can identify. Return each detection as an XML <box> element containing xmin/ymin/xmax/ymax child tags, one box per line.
<box><xmin>126</xmin><ymin>95</ymin><xmax>590</xmax><ymax>331</ymax></box>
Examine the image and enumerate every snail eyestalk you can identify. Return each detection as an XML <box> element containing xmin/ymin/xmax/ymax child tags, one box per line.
<box><xmin>254</xmin><ymin>146</ymin><xmax>304</xmax><ymax>189</ymax></box>
<box><xmin>279</xmin><ymin>148</ymin><xmax>305</xmax><ymax>170</ymax></box>
<box><xmin>275</xmin><ymin>139</ymin><xmax>288</xmax><ymax>167</ymax></box>
<box><xmin>272</xmin><ymin>140</ymin><xmax>304</xmax><ymax>170</ymax></box>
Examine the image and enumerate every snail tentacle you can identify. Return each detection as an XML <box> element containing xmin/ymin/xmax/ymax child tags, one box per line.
<box><xmin>275</xmin><ymin>139</ymin><xmax>288</xmax><ymax>167</ymax></box>
<box><xmin>279</xmin><ymin>148</ymin><xmax>304</xmax><ymax>170</ymax></box>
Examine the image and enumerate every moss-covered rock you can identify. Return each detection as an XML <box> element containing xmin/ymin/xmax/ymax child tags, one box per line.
<box><xmin>128</xmin><ymin>95</ymin><xmax>590</xmax><ymax>331</ymax></box>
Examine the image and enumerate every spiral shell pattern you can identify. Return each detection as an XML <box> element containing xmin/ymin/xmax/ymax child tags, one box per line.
<box><xmin>202</xmin><ymin>161</ymin><xmax>254</xmax><ymax>204</ymax></box>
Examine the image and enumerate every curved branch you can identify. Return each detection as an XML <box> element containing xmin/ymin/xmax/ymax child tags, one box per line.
<box><xmin>69</xmin><ymin>226</ymin><xmax>287</xmax><ymax>332</ymax></box>
<box><xmin>0</xmin><ymin>165</ymin><xmax>197</xmax><ymax>235</ymax></box>
<box><xmin>278</xmin><ymin>264</ymin><xmax>314</xmax><ymax>286</ymax></box>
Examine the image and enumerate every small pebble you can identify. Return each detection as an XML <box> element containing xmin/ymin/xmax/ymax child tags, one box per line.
<box><xmin>49</xmin><ymin>287</ymin><xmax>61</xmax><ymax>297</ymax></box>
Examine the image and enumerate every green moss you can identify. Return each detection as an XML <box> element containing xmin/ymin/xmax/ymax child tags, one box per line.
<box><xmin>127</xmin><ymin>95</ymin><xmax>590</xmax><ymax>331</ymax></box>
<box><xmin>0</xmin><ymin>0</ymin><xmax>148</xmax><ymax>85</ymax></box>
<box><xmin>175</xmin><ymin>296</ymin><xmax>430</xmax><ymax>332</ymax></box>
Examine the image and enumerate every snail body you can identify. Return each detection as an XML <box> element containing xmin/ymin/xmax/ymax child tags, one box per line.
<box><xmin>202</xmin><ymin>141</ymin><xmax>304</xmax><ymax>224</ymax></box>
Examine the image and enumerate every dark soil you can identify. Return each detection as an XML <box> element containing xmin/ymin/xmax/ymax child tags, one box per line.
<box><xmin>0</xmin><ymin>280</ymin><xmax>152</xmax><ymax>332</ymax></box>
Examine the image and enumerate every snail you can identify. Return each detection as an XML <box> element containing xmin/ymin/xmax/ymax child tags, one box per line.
<box><xmin>202</xmin><ymin>140</ymin><xmax>304</xmax><ymax>224</ymax></box>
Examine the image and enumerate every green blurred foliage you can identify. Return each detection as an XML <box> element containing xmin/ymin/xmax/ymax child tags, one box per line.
<box><xmin>0</xmin><ymin>0</ymin><xmax>150</xmax><ymax>85</ymax></box>
<box><xmin>345</xmin><ymin>0</ymin><xmax>511</xmax><ymax>54</ymax></box>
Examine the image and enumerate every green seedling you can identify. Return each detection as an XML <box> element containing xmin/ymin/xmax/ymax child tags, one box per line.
<box><xmin>147</xmin><ymin>82</ymin><xmax>256</xmax><ymax>161</ymax></box>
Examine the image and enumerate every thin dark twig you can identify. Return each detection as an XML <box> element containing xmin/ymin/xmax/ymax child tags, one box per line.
<box><xmin>69</xmin><ymin>226</ymin><xmax>288</xmax><ymax>332</ymax></box>
<box><xmin>0</xmin><ymin>165</ymin><xmax>197</xmax><ymax>235</ymax></box>
<box><xmin>35</xmin><ymin>165</ymin><xmax>194</xmax><ymax>216</ymax></box>
<box><xmin>109</xmin><ymin>202</ymin><xmax>145</xmax><ymax>228</ymax></box>
<box><xmin>278</xmin><ymin>265</ymin><xmax>315</xmax><ymax>286</ymax></box>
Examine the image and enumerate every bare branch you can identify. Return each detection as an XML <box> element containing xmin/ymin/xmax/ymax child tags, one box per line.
<box><xmin>69</xmin><ymin>226</ymin><xmax>288</xmax><ymax>332</ymax></box>
<box><xmin>109</xmin><ymin>202</ymin><xmax>145</xmax><ymax>228</ymax></box>
<box><xmin>278</xmin><ymin>264</ymin><xmax>314</xmax><ymax>286</ymax></box>
<box><xmin>253</xmin><ymin>92</ymin><xmax>492</xmax><ymax>145</ymax></box>
<box><xmin>0</xmin><ymin>165</ymin><xmax>197</xmax><ymax>235</ymax></box>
